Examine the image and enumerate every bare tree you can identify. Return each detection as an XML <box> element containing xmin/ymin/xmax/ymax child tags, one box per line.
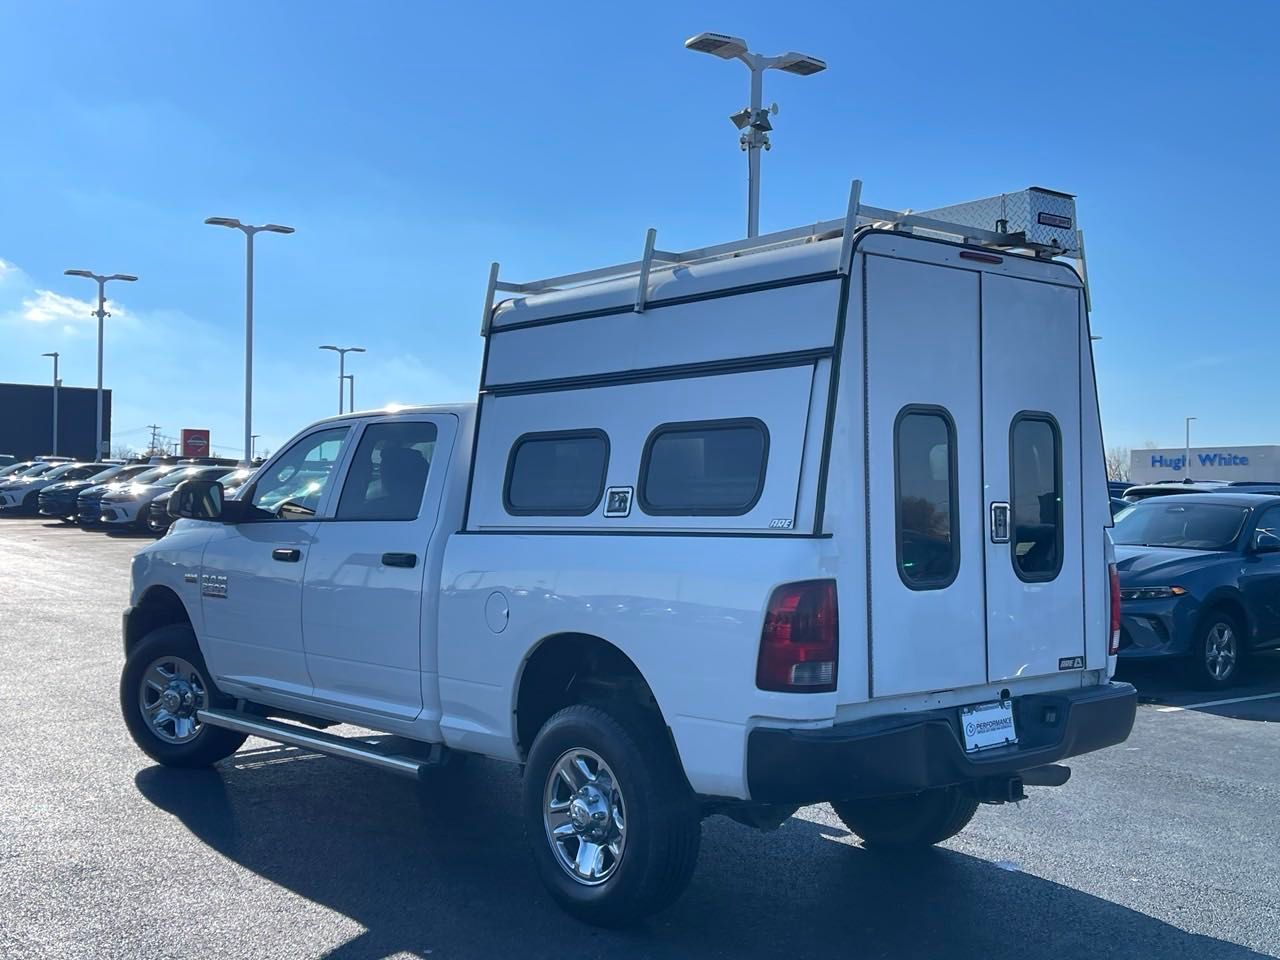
<box><xmin>110</xmin><ymin>443</ymin><xmax>138</xmax><ymax>460</ymax></box>
<box><xmin>1105</xmin><ymin>446</ymin><xmax>1131</xmax><ymax>482</ymax></box>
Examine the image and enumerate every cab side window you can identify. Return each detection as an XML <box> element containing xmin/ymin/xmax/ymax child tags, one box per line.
<box><xmin>250</xmin><ymin>427</ymin><xmax>350</xmax><ymax>519</ymax></box>
<box><xmin>336</xmin><ymin>421</ymin><xmax>437</xmax><ymax>521</ymax></box>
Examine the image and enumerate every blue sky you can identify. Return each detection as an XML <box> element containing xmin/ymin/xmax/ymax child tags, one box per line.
<box><xmin>1</xmin><ymin>1</ymin><xmax>1277</xmax><ymax>458</ymax></box>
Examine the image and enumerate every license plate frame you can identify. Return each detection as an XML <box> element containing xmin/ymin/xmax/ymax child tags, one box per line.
<box><xmin>960</xmin><ymin>699</ymin><xmax>1018</xmax><ymax>753</ymax></box>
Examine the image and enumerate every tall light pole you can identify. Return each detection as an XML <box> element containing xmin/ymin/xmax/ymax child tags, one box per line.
<box><xmin>41</xmin><ymin>352</ymin><xmax>60</xmax><ymax>456</ymax></box>
<box><xmin>344</xmin><ymin>373</ymin><xmax>355</xmax><ymax>413</ymax></box>
<box><xmin>685</xmin><ymin>32</ymin><xmax>826</xmax><ymax>238</ymax></box>
<box><xmin>63</xmin><ymin>270</ymin><xmax>137</xmax><ymax>457</ymax></box>
<box><xmin>205</xmin><ymin>217</ymin><xmax>295</xmax><ymax>463</ymax></box>
<box><xmin>1184</xmin><ymin>416</ymin><xmax>1197</xmax><ymax>481</ymax></box>
<box><xmin>250</xmin><ymin>434</ymin><xmax>260</xmax><ymax>460</ymax></box>
<box><xmin>318</xmin><ymin>345</ymin><xmax>365</xmax><ymax>414</ymax></box>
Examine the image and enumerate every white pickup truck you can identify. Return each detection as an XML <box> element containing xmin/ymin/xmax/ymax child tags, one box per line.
<box><xmin>121</xmin><ymin>183</ymin><xmax>1137</xmax><ymax>925</ymax></box>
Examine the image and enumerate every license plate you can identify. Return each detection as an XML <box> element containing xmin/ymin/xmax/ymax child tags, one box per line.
<box><xmin>961</xmin><ymin>700</ymin><xmax>1017</xmax><ymax>753</ymax></box>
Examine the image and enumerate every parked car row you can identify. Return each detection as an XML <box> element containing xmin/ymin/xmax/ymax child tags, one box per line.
<box><xmin>0</xmin><ymin>455</ymin><xmax>253</xmax><ymax>536</ymax></box>
<box><xmin>1111</xmin><ymin>492</ymin><xmax>1280</xmax><ymax>688</ymax></box>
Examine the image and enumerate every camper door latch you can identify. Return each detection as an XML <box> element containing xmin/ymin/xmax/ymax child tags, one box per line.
<box><xmin>990</xmin><ymin>502</ymin><xmax>1011</xmax><ymax>543</ymax></box>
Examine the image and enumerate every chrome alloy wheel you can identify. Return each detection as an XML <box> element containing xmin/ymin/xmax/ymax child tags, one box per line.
<box><xmin>543</xmin><ymin>748</ymin><xmax>627</xmax><ymax>886</ymax></box>
<box><xmin>138</xmin><ymin>656</ymin><xmax>208</xmax><ymax>744</ymax></box>
<box><xmin>1205</xmin><ymin>623</ymin><xmax>1238</xmax><ymax>681</ymax></box>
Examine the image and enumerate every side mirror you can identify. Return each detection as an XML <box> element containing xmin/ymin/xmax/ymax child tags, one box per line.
<box><xmin>169</xmin><ymin>479</ymin><xmax>224</xmax><ymax>521</ymax></box>
<box><xmin>1253</xmin><ymin>530</ymin><xmax>1280</xmax><ymax>554</ymax></box>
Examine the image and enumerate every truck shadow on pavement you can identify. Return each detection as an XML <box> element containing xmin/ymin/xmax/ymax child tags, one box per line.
<box><xmin>134</xmin><ymin>749</ymin><xmax>1271</xmax><ymax>960</ymax></box>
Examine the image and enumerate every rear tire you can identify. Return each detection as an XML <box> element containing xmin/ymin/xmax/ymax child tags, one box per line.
<box><xmin>832</xmin><ymin>786</ymin><xmax>979</xmax><ymax>849</ymax></box>
<box><xmin>1186</xmin><ymin>609</ymin><xmax>1245</xmax><ymax>689</ymax></box>
<box><xmin>120</xmin><ymin>624</ymin><xmax>246</xmax><ymax>767</ymax></box>
<box><xmin>522</xmin><ymin>703</ymin><xmax>701</xmax><ymax>926</ymax></box>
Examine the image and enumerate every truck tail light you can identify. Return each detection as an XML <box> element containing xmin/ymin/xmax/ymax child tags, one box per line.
<box><xmin>1108</xmin><ymin>562</ymin><xmax>1121</xmax><ymax>656</ymax></box>
<box><xmin>756</xmin><ymin>580</ymin><xmax>838</xmax><ymax>693</ymax></box>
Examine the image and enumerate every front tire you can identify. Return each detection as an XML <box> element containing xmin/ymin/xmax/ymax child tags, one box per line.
<box><xmin>120</xmin><ymin>624</ymin><xmax>246</xmax><ymax>767</ymax></box>
<box><xmin>832</xmin><ymin>786</ymin><xmax>979</xmax><ymax>849</ymax></box>
<box><xmin>522</xmin><ymin>704</ymin><xmax>701</xmax><ymax>926</ymax></box>
<box><xmin>1186</xmin><ymin>609</ymin><xmax>1245</xmax><ymax>689</ymax></box>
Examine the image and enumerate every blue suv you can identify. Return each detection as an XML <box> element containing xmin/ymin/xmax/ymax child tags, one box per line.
<box><xmin>1112</xmin><ymin>493</ymin><xmax>1280</xmax><ymax>688</ymax></box>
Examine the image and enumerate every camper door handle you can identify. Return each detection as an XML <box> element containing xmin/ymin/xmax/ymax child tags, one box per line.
<box><xmin>381</xmin><ymin>552</ymin><xmax>418</xmax><ymax>568</ymax></box>
<box><xmin>990</xmin><ymin>502</ymin><xmax>1011</xmax><ymax>544</ymax></box>
<box><xmin>272</xmin><ymin>548</ymin><xmax>302</xmax><ymax>563</ymax></box>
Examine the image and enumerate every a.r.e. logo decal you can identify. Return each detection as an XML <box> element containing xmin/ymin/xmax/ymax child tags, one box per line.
<box><xmin>604</xmin><ymin>486</ymin><xmax>632</xmax><ymax>518</ymax></box>
<box><xmin>1058</xmin><ymin>656</ymin><xmax>1084</xmax><ymax>671</ymax></box>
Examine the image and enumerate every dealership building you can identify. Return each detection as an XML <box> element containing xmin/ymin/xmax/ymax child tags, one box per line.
<box><xmin>1129</xmin><ymin>445</ymin><xmax>1280</xmax><ymax>484</ymax></box>
<box><xmin>0</xmin><ymin>382</ymin><xmax>112</xmax><ymax>462</ymax></box>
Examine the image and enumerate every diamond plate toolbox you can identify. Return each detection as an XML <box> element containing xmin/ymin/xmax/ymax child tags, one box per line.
<box><xmin>919</xmin><ymin>188</ymin><xmax>1078</xmax><ymax>254</ymax></box>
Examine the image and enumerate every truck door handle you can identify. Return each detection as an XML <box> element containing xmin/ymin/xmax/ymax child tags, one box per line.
<box><xmin>990</xmin><ymin>502</ymin><xmax>1011</xmax><ymax>544</ymax></box>
<box><xmin>272</xmin><ymin>548</ymin><xmax>301</xmax><ymax>563</ymax></box>
<box><xmin>381</xmin><ymin>552</ymin><xmax>417</xmax><ymax>568</ymax></box>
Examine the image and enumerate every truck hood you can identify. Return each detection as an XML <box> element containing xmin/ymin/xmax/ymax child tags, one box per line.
<box><xmin>1113</xmin><ymin>544</ymin><xmax>1233</xmax><ymax>581</ymax></box>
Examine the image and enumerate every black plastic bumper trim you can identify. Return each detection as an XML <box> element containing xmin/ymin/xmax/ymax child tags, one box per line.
<box><xmin>746</xmin><ymin>681</ymin><xmax>1137</xmax><ymax>804</ymax></box>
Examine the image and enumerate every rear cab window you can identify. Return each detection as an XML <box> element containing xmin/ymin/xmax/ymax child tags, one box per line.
<box><xmin>338</xmin><ymin>421</ymin><xmax>438</xmax><ymax>521</ymax></box>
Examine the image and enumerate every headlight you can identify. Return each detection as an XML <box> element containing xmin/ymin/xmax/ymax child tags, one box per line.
<box><xmin>1120</xmin><ymin>586</ymin><xmax>1187</xmax><ymax>601</ymax></box>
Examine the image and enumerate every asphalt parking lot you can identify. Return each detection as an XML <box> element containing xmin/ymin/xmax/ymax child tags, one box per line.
<box><xmin>1</xmin><ymin>517</ymin><xmax>1277</xmax><ymax>960</ymax></box>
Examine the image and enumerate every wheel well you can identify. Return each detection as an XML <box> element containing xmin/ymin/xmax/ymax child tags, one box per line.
<box><xmin>125</xmin><ymin>586</ymin><xmax>192</xmax><ymax>653</ymax></box>
<box><xmin>514</xmin><ymin>633</ymin><xmax>664</xmax><ymax>758</ymax></box>
<box><xmin>1199</xmin><ymin>595</ymin><xmax>1251</xmax><ymax>640</ymax></box>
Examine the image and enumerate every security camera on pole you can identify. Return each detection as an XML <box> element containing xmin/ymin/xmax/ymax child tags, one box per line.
<box><xmin>684</xmin><ymin>32</ymin><xmax>826</xmax><ymax>238</ymax></box>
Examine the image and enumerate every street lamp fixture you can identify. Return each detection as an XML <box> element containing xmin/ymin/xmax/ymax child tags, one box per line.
<box><xmin>1184</xmin><ymin>416</ymin><xmax>1198</xmax><ymax>481</ymax></box>
<box><xmin>319</xmin><ymin>345</ymin><xmax>366</xmax><ymax>414</ymax></box>
<box><xmin>685</xmin><ymin>31</ymin><xmax>827</xmax><ymax>238</ymax></box>
<box><xmin>63</xmin><ymin>269</ymin><xmax>137</xmax><ymax>457</ymax></box>
<box><xmin>41</xmin><ymin>352</ymin><xmax>61</xmax><ymax>455</ymax></box>
<box><xmin>205</xmin><ymin>216</ymin><xmax>296</xmax><ymax>463</ymax></box>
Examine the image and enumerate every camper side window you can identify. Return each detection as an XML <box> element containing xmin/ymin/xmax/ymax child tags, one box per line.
<box><xmin>504</xmin><ymin>430</ymin><xmax>610</xmax><ymax>516</ymax></box>
<box><xmin>638</xmin><ymin>419</ymin><xmax>769</xmax><ymax>516</ymax></box>
<box><xmin>895</xmin><ymin>407</ymin><xmax>959</xmax><ymax>590</ymax></box>
<box><xmin>1010</xmin><ymin>413</ymin><xmax>1063</xmax><ymax>582</ymax></box>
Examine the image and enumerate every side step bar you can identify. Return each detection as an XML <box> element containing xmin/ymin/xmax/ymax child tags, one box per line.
<box><xmin>198</xmin><ymin>709</ymin><xmax>446</xmax><ymax>780</ymax></box>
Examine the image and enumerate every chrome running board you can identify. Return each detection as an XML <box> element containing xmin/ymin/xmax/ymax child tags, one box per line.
<box><xmin>198</xmin><ymin>709</ymin><xmax>445</xmax><ymax>779</ymax></box>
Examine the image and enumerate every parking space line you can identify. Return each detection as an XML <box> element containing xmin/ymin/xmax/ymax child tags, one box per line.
<box><xmin>1155</xmin><ymin>692</ymin><xmax>1280</xmax><ymax>713</ymax></box>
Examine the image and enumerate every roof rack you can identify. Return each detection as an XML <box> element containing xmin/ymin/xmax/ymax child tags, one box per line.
<box><xmin>482</xmin><ymin>179</ymin><xmax>1091</xmax><ymax>333</ymax></box>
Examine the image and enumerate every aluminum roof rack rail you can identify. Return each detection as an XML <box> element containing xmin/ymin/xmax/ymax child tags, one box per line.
<box><xmin>482</xmin><ymin>180</ymin><xmax>1090</xmax><ymax>333</ymax></box>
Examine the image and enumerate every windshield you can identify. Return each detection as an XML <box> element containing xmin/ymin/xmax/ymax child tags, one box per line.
<box><xmin>40</xmin><ymin>463</ymin><xmax>82</xmax><ymax>480</ymax></box>
<box><xmin>0</xmin><ymin>462</ymin><xmax>35</xmax><ymax>477</ymax></box>
<box><xmin>126</xmin><ymin>466</ymin><xmax>174</xmax><ymax>486</ymax></box>
<box><xmin>1112</xmin><ymin>502</ymin><xmax>1249</xmax><ymax>551</ymax></box>
<box><xmin>85</xmin><ymin>465</ymin><xmax>123</xmax><ymax>482</ymax></box>
<box><xmin>15</xmin><ymin>463</ymin><xmax>55</xmax><ymax>478</ymax></box>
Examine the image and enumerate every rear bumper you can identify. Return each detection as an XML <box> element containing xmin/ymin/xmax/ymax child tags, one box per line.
<box><xmin>745</xmin><ymin>681</ymin><xmax>1137</xmax><ymax>804</ymax></box>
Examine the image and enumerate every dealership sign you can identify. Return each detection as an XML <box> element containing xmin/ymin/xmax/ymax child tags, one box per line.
<box><xmin>1130</xmin><ymin>445</ymin><xmax>1280</xmax><ymax>484</ymax></box>
<box><xmin>1149</xmin><ymin>452</ymin><xmax>1250</xmax><ymax>472</ymax></box>
<box><xmin>181</xmin><ymin>428</ymin><xmax>210</xmax><ymax>458</ymax></box>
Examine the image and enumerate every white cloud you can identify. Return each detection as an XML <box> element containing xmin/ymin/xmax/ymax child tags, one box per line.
<box><xmin>0</xmin><ymin>258</ymin><xmax>15</xmax><ymax>282</ymax></box>
<box><xmin>19</xmin><ymin>289</ymin><xmax>133</xmax><ymax>326</ymax></box>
